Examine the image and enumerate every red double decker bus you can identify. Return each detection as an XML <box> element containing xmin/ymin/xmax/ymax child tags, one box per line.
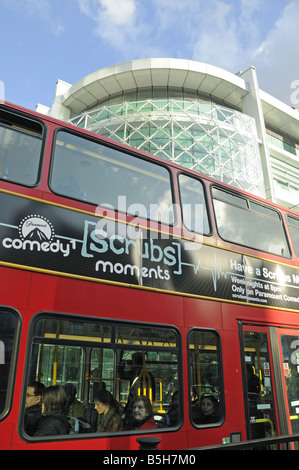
<box><xmin>1</xmin><ymin>101</ymin><xmax>299</xmax><ymax>450</ymax></box>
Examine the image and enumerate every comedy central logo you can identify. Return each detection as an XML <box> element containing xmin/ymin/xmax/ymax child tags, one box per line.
<box><xmin>19</xmin><ymin>215</ymin><xmax>55</xmax><ymax>243</ymax></box>
<box><xmin>2</xmin><ymin>214</ymin><xmax>76</xmax><ymax>257</ymax></box>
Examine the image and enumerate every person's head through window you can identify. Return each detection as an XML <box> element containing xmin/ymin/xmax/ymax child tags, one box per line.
<box><xmin>200</xmin><ymin>394</ymin><xmax>217</xmax><ymax>417</ymax></box>
<box><xmin>25</xmin><ymin>381</ymin><xmax>45</xmax><ymax>409</ymax></box>
<box><xmin>132</xmin><ymin>396</ymin><xmax>151</xmax><ymax>422</ymax></box>
<box><xmin>40</xmin><ymin>385</ymin><xmax>67</xmax><ymax>416</ymax></box>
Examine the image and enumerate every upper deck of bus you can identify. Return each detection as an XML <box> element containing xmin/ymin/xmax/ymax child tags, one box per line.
<box><xmin>1</xmin><ymin>99</ymin><xmax>298</xmax><ymax>271</ymax></box>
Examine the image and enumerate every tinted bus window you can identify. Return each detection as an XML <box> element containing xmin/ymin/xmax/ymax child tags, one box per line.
<box><xmin>0</xmin><ymin>309</ymin><xmax>19</xmax><ymax>419</ymax></box>
<box><xmin>50</xmin><ymin>131</ymin><xmax>174</xmax><ymax>225</ymax></box>
<box><xmin>24</xmin><ymin>314</ymin><xmax>180</xmax><ymax>438</ymax></box>
<box><xmin>188</xmin><ymin>329</ymin><xmax>224</xmax><ymax>427</ymax></box>
<box><xmin>287</xmin><ymin>215</ymin><xmax>299</xmax><ymax>258</ymax></box>
<box><xmin>178</xmin><ymin>174</ymin><xmax>210</xmax><ymax>234</ymax></box>
<box><xmin>212</xmin><ymin>187</ymin><xmax>290</xmax><ymax>257</ymax></box>
<box><xmin>0</xmin><ymin>109</ymin><xmax>43</xmax><ymax>186</ymax></box>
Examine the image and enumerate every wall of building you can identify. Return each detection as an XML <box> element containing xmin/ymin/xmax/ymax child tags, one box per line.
<box><xmin>36</xmin><ymin>59</ymin><xmax>299</xmax><ymax>210</ymax></box>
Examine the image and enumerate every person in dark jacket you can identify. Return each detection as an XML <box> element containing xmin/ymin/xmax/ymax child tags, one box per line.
<box><xmin>94</xmin><ymin>389</ymin><xmax>122</xmax><ymax>433</ymax></box>
<box><xmin>128</xmin><ymin>353</ymin><xmax>156</xmax><ymax>402</ymax></box>
<box><xmin>166</xmin><ymin>390</ymin><xmax>179</xmax><ymax>426</ymax></box>
<box><xmin>192</xmin><ymin>394</ymin><xmax>221</xmax><ymax>425</ymax></box>
<box><xmin>34</xmin><ymin>385</ymin><xmax>71</xmax><ymax>437</ymax></box>
<box><xmin>24</xmin><ymin>381</ymin><xmax>45</xmax><ymax>436</ymax></box>
<box><xmin>62</xmin><ymin>383</ymin><xmax>85</xmax><ymax>420</ymax></box>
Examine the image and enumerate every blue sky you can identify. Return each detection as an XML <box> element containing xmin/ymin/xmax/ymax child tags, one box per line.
<box><xmin>0</xmin><ymin>0</ymin><xmax>299</xmax><ymax>111</ymax></box>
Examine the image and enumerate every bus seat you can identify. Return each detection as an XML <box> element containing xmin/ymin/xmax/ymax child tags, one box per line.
<box><xmin>154</xmin><ymin>413</ymin><xmax>170</xmax><ymax>427</ymax></box>
<box><xmin>84</xmin><ymin>403</ymin><xmax>98</xmax><ymax>431</ymax></box>
<box><xmin>68</xmin><ymin>416</ymin><xmax>80</xmax><ymax>434</ymax></box>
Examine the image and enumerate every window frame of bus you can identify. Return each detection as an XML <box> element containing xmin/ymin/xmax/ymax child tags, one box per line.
<box><xmin>0</xmin><ymin>306</ymin><xmax>21</xmax><ymax>422</ymax></box>
<box><xmin>49</xmin><ymin>128</ymin><xmax>177</xmax><ymax>226</ymax></box>
<box><xmin>187</xmin><ymin>327</ymin><xmax>225</xmax><ymax>428</ymax></box>
<box><xmin>21</xmin><ymin>311</ymin><xmax>183</xmax><ymax>440</ymax></box>
<box><xmin>0</xmin><ymin>106</ymin><xmax>46</xmax><ymax>187</ymax></box>
<box><xmin>287</xmin><ymin>214</ymin><xmax>299</xmax><ymax>258</ymax></box>
<box><xmin>211</xmin><ymin>185</ymin><xmax>291</xmax><ymax>259</ymax></box>
<box><xmin>177</xmin><ymin>172</ymin><xmax>212</xmax><ymax>236</ymax></box>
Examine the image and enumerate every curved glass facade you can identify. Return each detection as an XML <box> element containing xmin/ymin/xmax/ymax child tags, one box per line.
<box><xmin>70</xmin><ymin>90</ymin><xmax>264</xmax><ymax>196</ymax></box>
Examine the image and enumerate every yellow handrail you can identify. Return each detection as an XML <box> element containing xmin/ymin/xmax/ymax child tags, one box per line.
<box><xmin>254</xmin><ymin>418</ymin><xmax>275</xmax><ymax>436</ymax></box>
<box><xmin>137</xmin><ymin>367</ymin><xmax>153</xmax><ymax>402</ymax></box>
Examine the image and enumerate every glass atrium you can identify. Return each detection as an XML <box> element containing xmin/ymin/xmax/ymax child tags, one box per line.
<box><xmin>70</xmin><ymin>87</ymin><xmax>264</xmax><ymax>197</ymax></box>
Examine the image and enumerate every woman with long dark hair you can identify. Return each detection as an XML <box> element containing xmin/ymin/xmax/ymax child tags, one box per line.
<box><xmin>34</xmin><ymin>385</ymin><xmax>71</xmax><ymax>437</ymax></box>
<box><xmin>94</xmin><ymin>389</ymin><xmax>122</xmax><ymax>433</ymax></box>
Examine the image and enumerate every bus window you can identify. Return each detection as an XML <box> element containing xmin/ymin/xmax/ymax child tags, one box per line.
<box><xmin>0</xmin><ymin>308</ymin><xmax>20</xmax><ymax>419</ymax></box>
<box><xmin>287</xmin><ymin>215</ymin><xmax>299</xmax><ymax>258</ymax></box>
<box><xmin>0</xmin><ymin>109</ymin><xmax>44</xmax><ymax>186</ymax></box>
<box><xmin>24</xmin><ymin>313</ymin><xmax>181</xmax><ymax>438</ymax></box>
<box><xmin>33</xmin><ymin>344</ymin><xmax>84</xmax><ymax>391</ymax></box>
<box><xmin>280</xmin><ymin>332</ymin><xmax>299</xmax><ymax>448</ymax></box>
<box><xmin>241</xmin><ymin>328</ymin><xmax>278</xmax><ymax>442</ymax></box>
<box><xmin>178</xmin><ymin>174</ymin><xmax>210</xmax><ymax>235</ymax></box>
<box><xmin>50</xmin><ymin>131</ymin><xmax>174</xmax><ymax>225</ymax></box>
<box><xmin>212</xmin><ymin>187</ymin><xmax>291</xmax><ymax>257</ymax></box>
<box><xmin>188</xmin><ymin>329</ymin><xmax>224</xmax><ymax>427</ymax></box>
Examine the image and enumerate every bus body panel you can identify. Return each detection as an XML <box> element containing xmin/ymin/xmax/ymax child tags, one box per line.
<box><xmin>1</xmin><ymin>102</ymin><xmax>299</xmax><ymax>449</ymax></box>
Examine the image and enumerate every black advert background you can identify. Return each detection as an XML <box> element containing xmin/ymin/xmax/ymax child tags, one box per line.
<box><xmin>1</xmin><ymin>191</ymin><xmax>299</xmax><ymax>311</ymax></box>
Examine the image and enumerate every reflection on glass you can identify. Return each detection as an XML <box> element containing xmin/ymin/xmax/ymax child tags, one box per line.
<box><xmin>213</xmin><ymin>188</ymin><xmax>290</xmax><ymax>257</ymax></box>
<box><xmin>51</xmin><ymin>131</ymin><xmax>174</xmax><ymax>224</ymax></box>
<box><xmin>280</xmin><ymin>334</ymin><xmax>299</xmax><ymax>448</ymax></box>
<box><xmin>0</xmin><ymin>124</ymin><xmax>42</xmax><ymax>185</ymax></box>
<box><xmin>242</xmin><ymin>330</ymin><xmax>277</xmax><ymax>443</ymax></box>
<box><xmin>188</xmin><ymin>329</ymin><xmax>223</xmax><ymax>426</ymax></box>
<box><xmin>179</xmin><ymin>174</ymin><xmax>210</xmax><ymax>235</ymax></box>
<box><xmin>287</xmin><ymin>216</ymin><xmax>299</xmax><ymax>258</ymax></box>
<box><xmin>0</xmin><ymin>310</ymin><xmax>18</xmax><ymax>417</ymax></box>
<box><xmin>26</xmin><ymin>314</ymin><xmax>180</xmax><ymax>438</ymax></box>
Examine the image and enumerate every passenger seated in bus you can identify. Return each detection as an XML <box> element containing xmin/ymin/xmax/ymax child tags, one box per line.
<box><xmin>33</xmin><ymin>385</ymin><xmax>71</xmax><ymax>437</ymax></box>
<box><xmin>192</xmin><ymin>394</ymin><xmax>220</xmax><ymax>425</ymax></box>
<box><xmin>165</xmin><ymin>372</ymin><xmax>178</xmax><ymax>404</ymax></box>
<box><xmin>94</xmin><ymin>389</ymin><xmax>123</xmax><ymax>433</ymax></box>
<box><xmin>190</xmin><ymin>386</ymin><xmax>199</xmax><ymax>406</ymax></box>
<box><xmin>246</xmin><ymin>364</ymin><xmax>260</xmax><ymax>402</ymax></box>
<box><xmin>122</xmin><ymin>395</ymin><xmax>157</xmax><ymax>431</ymax></box>
<box><xmin>246</xmin><ymin>364</ymin><xmax>264</xmax><ymax>441</ymax></box>
<box><xmin>24</xmin><ymin>381</ymin><xmax>45</xmax><ymax>436</ymax></box>
<box><xmin>62</xmin><ymin>383</ymin><xmax>85</xmax><ymax>420</ymax></box>
<box><xmin>166</xmin><ymin>390</ymin><xmax>179</xmax><ymax>426</ymax></box>
<box><xmin>129</xmin><ymin>352</ymin><xmax>156</xmax><ymax>401</ymax></box>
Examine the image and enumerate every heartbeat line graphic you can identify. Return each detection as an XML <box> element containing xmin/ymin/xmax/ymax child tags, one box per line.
<box><xmin>178</xmin><ymin>253</ymin><xmax>229</xmax><ymax>292</ymax></box>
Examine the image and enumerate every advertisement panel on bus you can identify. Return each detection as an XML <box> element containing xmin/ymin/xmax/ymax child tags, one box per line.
<box><xmin>0</xmin><ymin>190</ymin><xmax>299</xmax><ymax>311</ymax></box>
